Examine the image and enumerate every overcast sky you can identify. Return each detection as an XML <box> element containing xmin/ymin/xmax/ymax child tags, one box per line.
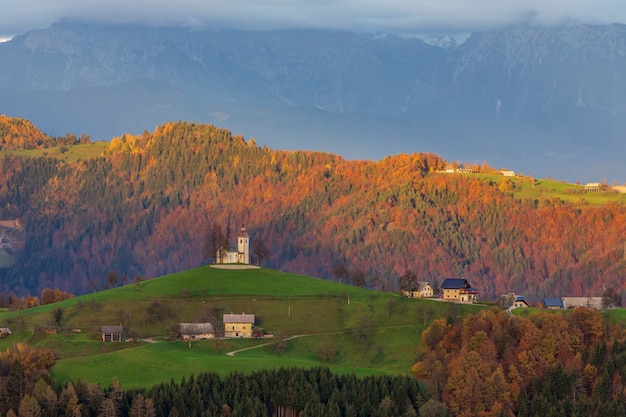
<box><xmin>2</xmin><ymin>0</ymin><xmax>626</xmax><ymax>40</ymax></box>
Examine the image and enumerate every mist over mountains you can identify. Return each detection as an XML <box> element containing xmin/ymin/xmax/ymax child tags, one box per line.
<box><xmin>1</xmin><ymin>20</ymin><xmax>626</xmax><ymax>182</ymax></box>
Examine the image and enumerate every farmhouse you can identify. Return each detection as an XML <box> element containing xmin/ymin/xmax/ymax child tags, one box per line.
<box><xmin>217</xmin><ymin>225</ymin><xmax>250</xmax><ymax>264</ymax></box>
<box><xmin>178</xmin><ymin>323</ymin><xmax>214</xmax><ymax>341</ymax></box>
<box><xmin>513</xmin><ymin>295</ymin><xmax>529</xmax><ymax>308</ymax></box>
<box><xmin>584</xmin><ymin>183</ymin><xmax>601</xmax><ymax>192</ymax></box>
<box><xmin>441</xmin><ymin>278</ymin><xmax>478</xmax><ymax>302</ymax></box>
<box><xmin>402</xmin><ymin>282</ymin><xmax>434</xmax><ymax>298</ymax></box>
<box><xmin>223</xmin><ymin>313</ymin><xmax>255</xmax><ymax>338</ymax></box>
<box><xmin>101</xmin><ymin>325</ymin><xmax>123</xmax><ymax>342</ymax></box>
<box><xmin>0</xmin><ymin>327</ymin><xmax>11</xmax><ymax>337</ymax></box>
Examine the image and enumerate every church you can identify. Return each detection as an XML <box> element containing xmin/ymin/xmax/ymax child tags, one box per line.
<box><xmin>216</xmin><ymin>225</ymin><xmax>250</xmax><ymax>264</ymax></box>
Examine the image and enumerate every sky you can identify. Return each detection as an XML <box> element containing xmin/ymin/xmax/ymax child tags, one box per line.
<box><xmin>2</xmin><ymin>0</ymin><xmax>626</xmax><ymax>41</ymax></box>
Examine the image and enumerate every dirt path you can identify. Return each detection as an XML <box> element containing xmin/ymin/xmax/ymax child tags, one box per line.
<box><xmin>226</xmin><ymin>335</ymin><xmax>302</xmax><ymax>356</ymax></box>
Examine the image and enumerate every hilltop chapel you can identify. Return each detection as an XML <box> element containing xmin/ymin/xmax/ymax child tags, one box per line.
<box><xmin>217</xmin><ymin>224</ymin><xmax>250</xmax><ymax>264</ymax></box>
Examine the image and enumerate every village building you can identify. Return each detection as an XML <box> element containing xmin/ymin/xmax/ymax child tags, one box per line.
<box><xmin>223</xmin><ymin>313</ymin><xmax>255</xmax><ymax>338</ymax></box>
<box><xmin>217</xmin><ymin>225</ymin><xmax>250</xmax><ymax>264</ymax></box>
<box><xmin>101</xmin><ymin>325</ymin><xmax>123</xmax><ymax>342</ymax></box>
<box><xmin>612</xmin><ymin>185</ymin><xmax>626</xmax><ymax>193</ymax></box>
<box><xmin>513</xmin><ymin>295</ymin><xmax>529</xmax><ymax>308</ymax></box>
<box><xmin>178</xmin><ymin>323</ymin><xmax>215</xmax><ymax>341</ymax></box>
<box><xmin>441</xmin><ymin>278</ymin><xmax>478</xmax><ymax>302</ymax></box>
<box><xmin>0</xmin><ymin>327</ymin><xmax>11</xmax><ymax>337</ymax></box>
<box><xmin>562</xmin><ymin>297</ymin><xmax>603</xmax><ymax>310</ymax></box>
<box><xmin>542</xmin><ymin>298</ymin><xmax>565</xmax><ymax>310</ymax></box>
<box><xmin>401</xmin><ymin>282</ymin><xmax>435</xmax><ymax>298</ymax></box>
<box><xmin>584</xmin><ymin>183</ymin><xmax>601</xmax><ymax>192</ymax></box>
<box><xmin>500</xmin><ymin>170</ymin><xmax>516</xmax><ymax>177</ymax></box>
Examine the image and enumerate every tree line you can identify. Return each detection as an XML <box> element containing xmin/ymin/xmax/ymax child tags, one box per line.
<box><xmin>0</xmin><ymin>354</ymin><xmax>424</xmax><ymax>417</ymax></box>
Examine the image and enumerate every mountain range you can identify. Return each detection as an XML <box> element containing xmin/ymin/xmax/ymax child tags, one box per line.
<box><xmin>1</xmin><ymin>20</ymin><xmax>626</xmax><ymax>183</ymax></box>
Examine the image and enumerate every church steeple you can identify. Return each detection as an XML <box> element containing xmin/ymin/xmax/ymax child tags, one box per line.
<box><xmin>237</xmin><ymin>224</ymin><xmax>250</xmax><ymax>264</ymax></box>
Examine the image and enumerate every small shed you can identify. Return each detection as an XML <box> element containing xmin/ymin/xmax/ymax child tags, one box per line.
<box><xmin>101</xmin><ymin>326</ymin><xmax>123</xmax><ymax>342</ymax></box>
<box><xmin>179</xmin><ymin>323</ymin><xmax>215</xmax><ymax>341</ymax></box>
<box><xmin>0</xmin><ymin>327</ymin><xmax>11</xmax><ymax>337</ymax></box>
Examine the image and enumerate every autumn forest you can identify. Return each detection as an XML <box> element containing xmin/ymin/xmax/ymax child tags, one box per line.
<box><xmin>0</xmin><ymin>115</ymin><xmax>624</xmax><ymax>304</ymax></box>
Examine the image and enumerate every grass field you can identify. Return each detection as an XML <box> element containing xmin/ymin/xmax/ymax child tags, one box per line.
<box><xmin>0</xmin><ymin>266</ymin><xmax>484</xmax><ymax>388</ymax></box>
<box><xmin>1</xmin><ymin>142</ymin><xmax>108</xmax><ymax>162</ymax></box>
<box><xmin>473</xmin><ymin>173</ymin><xmax>626</xmax><ymax>205</ymax></box>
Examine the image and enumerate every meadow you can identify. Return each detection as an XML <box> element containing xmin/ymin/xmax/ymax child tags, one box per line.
<box><xmin>0</xmin><ymin>266</ymin><xmax>484</xmax><ymax>388</ymax></box>
<box><xmin>475</xmin><ymin>173</ymin><xmax>626</xmax><ymax>205</ymax></box>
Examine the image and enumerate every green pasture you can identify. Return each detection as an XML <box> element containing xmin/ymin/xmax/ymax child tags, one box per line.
<box><xmin>473</xmin><ymin>173</ymin><xmax>626</xmax><ymax>205</ymax></box>
<box><xmin>0</xmin><ymin>266</ymin><xmax>484</xmax><ymax>388</ymax></box>
<box><xmin>1</xmin><ymin>142</ymin><xmax>108</xmax><ymax>162</ymax></box>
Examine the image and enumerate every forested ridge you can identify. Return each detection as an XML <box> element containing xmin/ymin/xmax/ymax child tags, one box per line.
<box><xmin>0</xmin><ymin>118</ymin><xmax>624</xmax><ymax>301</ymax></box>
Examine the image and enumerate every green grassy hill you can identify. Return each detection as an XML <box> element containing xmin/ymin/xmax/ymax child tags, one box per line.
<box><xmin>475</xmin><ymin>173</ymin><xmax>626</xmax><ymax>205</ymax></box>
<box><xmin>0</xmin><ymin>266</ymin><xmax>483</xmax><ymax>388</ymax></box>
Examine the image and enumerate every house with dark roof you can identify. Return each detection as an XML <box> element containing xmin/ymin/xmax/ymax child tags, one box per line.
<box><xmin>441</xmin><ymin>278</ymin><xmax>478</xmax><ymax>302</ymax></box>
<box><xmin>542</xmin><ymin>298</ymin><xmax>565</xmax><ymax>310</ymax></box>
<box><xmin>101</xmin><ymin>325</ymin><xmax>123</xmax><ymax>342</ymax></box>
<box><xmin>513</xmin><ymin>296</ymin><xmax>530</xmax><ymax>308</ymax></box>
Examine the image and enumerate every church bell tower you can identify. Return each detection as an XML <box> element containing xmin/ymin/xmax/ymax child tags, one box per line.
<box><xmin>237</xmin><ymin>224</ymin><xmax>250</xmax><ymax>264</ymax></box>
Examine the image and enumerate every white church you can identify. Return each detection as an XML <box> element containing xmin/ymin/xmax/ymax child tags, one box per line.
<box><xmin>217</xmin><ymin>225</ymin><xmax>250</xmax><ymax>264</ymax></box>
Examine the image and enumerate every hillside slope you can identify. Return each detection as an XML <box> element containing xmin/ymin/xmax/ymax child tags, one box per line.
<box><xmin>0</xmin><ymin>266</ymin><xmax>483</xmax><ymax>388</ymax></box>
<box><xmin>0</xmin><ymin>119</ymin><xmax>624</xmax><ymax>302</ymax></box>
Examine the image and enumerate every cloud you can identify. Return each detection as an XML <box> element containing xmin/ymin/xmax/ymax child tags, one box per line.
<box><xmin>2</xmin><ymin>0</ymin><xmax>626</xmax><ymax>39</ymax></box>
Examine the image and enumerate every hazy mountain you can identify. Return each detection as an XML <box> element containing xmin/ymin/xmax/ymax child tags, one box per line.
<box><xmin>1</xmin><ymin>21</ymin><xmax>626</xmax><ymax>182</ymax></box>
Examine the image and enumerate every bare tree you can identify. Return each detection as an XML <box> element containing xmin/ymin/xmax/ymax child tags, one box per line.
<box><xmin>204</xmin><ymin>222</ymin><xmax>228</xmax><ymax>263</ymax></box>
<box><xmin>251</xmin><ymin>238</ymin><xmax>269</xmax><ymax>266</ymax></box>
<box><xmin>399</xmin><ymin>271</ymin><xmax>418</xmax><ymax>292</ymax></box>
<box><xmin>351</xmin><ymin>270</ymin><xmax>366</xmax><ymax>288</ymax></box>
<box><xmin>268</xmin><ymin>332</ymin><xmax>288</xmax><ymax>356</ymax></box>
<box><xmin>107</xmin><ymin>270</ymin><xmax>118</xmax><ymax>289</ymax></box>
<box><xmin>52</xmin><ymin>308</ymin><xmax>64</xmax><ymax>330</ymax></box>
<box><xmin>332</xmin><ymin>263</ymin><xmax>349</xmax><ymax>284</ymax></box>
<box><xmin>603</xmin><ymin>287</ymin><xmax>623</xmax><ymax>309</ymax></box>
